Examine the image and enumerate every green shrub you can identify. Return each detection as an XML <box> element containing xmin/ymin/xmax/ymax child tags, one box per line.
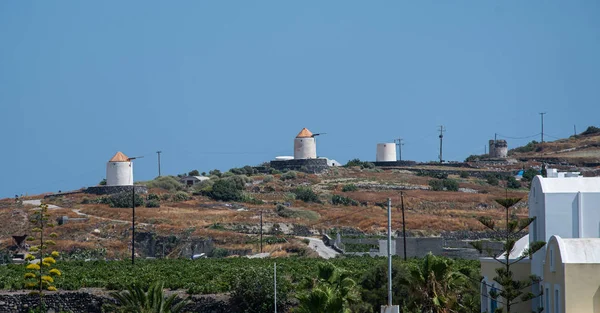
<box><xmin>106</xmin><ymin>191</ymin><xmax>145</xmax><ymax>208</ymax></box>
<box><xmin>146</xmin><ymin>199</ymin><xmax>160</xmax><ymax>208</ymax></box>
<box><xmin>144</xmin><ymin>176</ymin><xmax>184</xmax><ymax>192</ymax></box>
<box><xmin>510</xmin><ymin>140</ymin><xmax>539</xmax><ymax>154</ymax></box>
<box><xmin>147</xmin><ymin>193</ymin><xmax>160</xmax><ymax>201</ymax></box>
<box><xmin>507</xmin><ymin>176</ymin><xmax>521</xmax><ymax>189</ymax></box>
<box><xmin>263</xmin><ymin>175</ymin><xmax>274</xmax><ymax>183</ymax></box>
<box><xmin>522</xmin><ymin>168</ymin><xmax>539</xmax><ymax>182</ymax></box>
<box><xmin>209</xmin><ymin>169</ymin><xmax>222</xmax><ymax>178</ymax></box>
<box><xmin>486</xmin><ymin>175</ymin><xmax>499</xmax><ymax>186</ymax></box>
<box><xmin>428</xmin><ymin>180</ymin><xmax>444</xmax><ymax>191</ymax></box>
<box><xmin>342</xmin><ymin>184</ymin><xmax>358</xmax><ymax>192</ymax></box>
<box><xmin>210</xmin><ymin>248</ymin><xmax>229</xmax><ymax>258</ymax></box>
<box><xmin>428</xmin><ymin>179</ymin><xmax>459</xmax><ymax>191</ymax></box>
<box><xmin>242</xmin><ymin>194</ymin><xmax>264</xmax><ymax>205</ymax></box>
<box><xmin>99</xmin><ymin>179</ymin><xmax>107</xmax><ymax>186</ymax></box>
<box><xmin>172</xmin><ymin>191</ymin><xmax>191</xmax><ymax>202</ymax></box>
<box><xmin>160</xmin><ymin>194</ymin><xmax>171</xmax><ymax>201</ymax></box>
<box><xmin>344</xmin><ymin>158</ymin><xmax>375</xmax><ymax>169</ymax></box>
<box><xmin>280</xmin><ymin>171</ymin><xmax>298</xmax><ymax>181</ymax></box>
<box><xmin>230</xmin><ymin>266</ymin><xmax>290</xmax><ymax>313</ymax></box>
<box><xmin>293</xmin><ymin>187</ymin><xmax>319</xmax><ymax>203</ymax></box>
<box><xmin>331</xmin><ymin>194</ymin><xmax>359</xmax><ymax>206</ymax></box>
<box><xmin>581</xmin><ymin>126</ymin><xmax>600</xmax><ymax>136</ymax></box>
<box><xmin>188</xmin><ymin>170</ymin><xmax>200</xmax><ymax>176</ymax></box>
<box><xmin>208</xmin><ymin>179</ymin><xmax>243</xmax><ymax>201</ymax></box>
<box><xmin>269</xmin><ymin>169</ymin><xmax>282</xmax><ymax>175</ymax></box>
<box><xmin>459</xmin><ymin>171</ymin><xmax>469</xmax><ymax>179</ymax></box>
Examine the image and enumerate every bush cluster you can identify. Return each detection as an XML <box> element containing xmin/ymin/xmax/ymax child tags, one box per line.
<box><xmin>581</xmin><ymin>126</ymin><xmax>600</xmax><ymax>136</ymax></box>
<box><xmin>293</xmin><ymin>187</ymin><xmax>319</xmax><ymax>203</ymax></box>
<box><xmin>331</xmin><ymin>194</ymin><xmax>359</xmax><ymax>206</ymax></box>
<box><xmin>144</xmin><ymin>176</ymin><xmax>184</xmax><ymax>192</ymax></box>
<box><xmin>229</xmin><ymin>165</ymin><xmax>258</xmax><ymax>176</ymax></box>
<box><xmin>509</xmin><ymin>140</ymin><xmax>539</xmax><ymax>154</ymax></box>
<box><xmin>428</xmin><ymin>179</ymin><xmax>459</xmax><ymax>192</ymax></box>
<box><xmin>486</xmin><ymin>174</ymin><xmax>499</xmax><ymax>186</ymax></box>
<box><xmin>341</xmin><ymin>184</ymin><xmax>358</xmax><ymax>192</ymax></box>
<box><xmin>344</xmin><ymin>158</ymin><xmax>375</xmax><ymax>169</ymax></box>
<box><xmin>506</xmin><ymin>176</ymin><xmax>521</xmax><ymax>189</ymax></box>
<box><xmin>101</xmin><ymin>191</ymin><xmax>145</xmax><ymax>208</ymax></box>
<box><xmin>280</xmin><ymin>171</ymin><xmax>298</xmax><ymax>181</ymax></box>
<box><xmin>172</xmin><ymin>191</ymin><xmax>191</xmax><ymax>202</ymax></box>
<box><xmin>521</xmin><ymin>168</ymin><xmax>540</xmax><ymax>182</ymax></box>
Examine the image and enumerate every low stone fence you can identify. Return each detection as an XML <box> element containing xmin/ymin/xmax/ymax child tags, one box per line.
<box><xmin>83</xmin><ymin>185</ymin><xmax>148</xmax><ymax>196</ymax></box>
<box><xmin>270</xmin><ymin>159</ymin><xmax>329</xmax><ymax>174</ymax></box>
<box><xmin>0</xmin><ymin>292</ymin><xmax>230</xmax><ymax>313</ymax></box>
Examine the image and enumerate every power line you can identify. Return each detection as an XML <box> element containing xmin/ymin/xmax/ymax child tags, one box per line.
<box><xmin>495</xmin><ymin>133</ymin><xmax>541</xmax><ymax>140</ymax></box>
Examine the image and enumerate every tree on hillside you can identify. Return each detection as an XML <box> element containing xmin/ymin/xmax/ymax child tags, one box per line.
<box><xmin>188</xmin><ymin>169</ymin><xmax>200</xmax><ymax>176</ymax></box>
<box><xmin>471</xmin><ymin>198</ymin><xmax>546</xmax><ymax>313</ymax></box>
<box><xmin>400</xmin><ymin>253</ymin><xmax>476</xmax><ymax>313</ymax></box>
<box><xmin>296</xmin><ymin>263</ymin><xmax>362</xmax><ymax>313</ymax></box>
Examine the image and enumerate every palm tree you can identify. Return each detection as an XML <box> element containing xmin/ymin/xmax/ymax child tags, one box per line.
<box><xmin>106</xmin><ymin>282</ymin><xmax>188</xmax><ymax>313</ymax></box>
<box><xmin>401</xmin><ymin>253</ymin><xmax>472</xmax><ymax>313</ymax></box>
<box><xmin>296</xmin><ymin>263</ymin><xmax>361</xmax><ymax>313</ymax></box>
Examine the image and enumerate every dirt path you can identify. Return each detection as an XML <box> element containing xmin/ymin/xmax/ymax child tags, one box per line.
<box><xmin>298</xmin><ymin>236</ymin><xmax>340</xmax><ymax>259</ymax></box>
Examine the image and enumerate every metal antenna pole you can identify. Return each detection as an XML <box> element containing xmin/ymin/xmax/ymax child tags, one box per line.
<box><xmin>132</xmin><ymin>185</ymin><xmax>135</xmax><ymax>265</ymax></box>
<box><xmin>401</xmin><ymin>192</ymin><xmax>407</xmax><ymax>261</ymax></box>
<box><xmin>156</xmin><ymin>151</ymin><xmax>162</xmax><ymax>177</ymax></box>
<box><xmin>387</xmin><ymin>197</ymin><xmax>393</xmax><ymax>306</ymax></box>
<box><xmin>274</xmin><ymin>262</ymin><xmax>277</xmax><ymax>313</ymax></box>
<box><xmin>540</xmin><ymin>113</ymin><xmax>546</xmax><ymax>143</ymax></box>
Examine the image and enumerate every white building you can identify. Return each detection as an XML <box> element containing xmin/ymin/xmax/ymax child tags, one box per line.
<box><xmin>181</xmin><ymin>176</ymin><xmax>210</xmax><ymax>186</ymax></box>
<box><xmin>106</xmin><ymin>151</ymin><xmax>133</xmax><ymax>186</ymax></box>
<box><xmin>528</xmin><ymin>173</ymin><xmax>600</xmax><ymax>280</ymax></box>
<box><xmin>376</xmin><ymin>143</ymin><xmax>396</xmax><ymax>162</ymax></box>
<box><xmin>294</xmin><ymin>128</ymin><xmax>317</xmax><ymax>159</ymax></box>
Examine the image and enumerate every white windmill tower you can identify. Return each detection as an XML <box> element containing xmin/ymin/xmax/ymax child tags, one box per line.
<box><xmin>106</xmin><ymin>151</ymin><xmax>134</xmax><ymax>186</ymax></box>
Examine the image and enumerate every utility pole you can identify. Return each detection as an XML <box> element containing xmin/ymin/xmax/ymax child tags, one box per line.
<box><xmin>438</xmin><ymin>126</ymin><xmax>445</xmax><ymax>163</ymax></box>
<box><xmin>274</xmin><ymin>263</ymin><xmax>277</xmax><ymax>313</ymax></box>
<box><xmin>387</xmin><ymin>198</ymin><xmax>393</xmax><ymax>307</ymax></box>
<box><xmin>394</xmin><ymin>138</ymin><xmax>404</xmax><ymax>161</ymax></box>
<box><xmin>156</xmin><ymin>151</ymin><xmax>162</xmax><ymax>177</ymax></box>
<box><xmin>260</xmin><ymin>211</ymin><xmax>263</xmax><ymax>253</ymax></box>
<box><xmin>132</xmin><ymin>184</ymin><xmax>136</xmax><ymax>265</ymax></box>
<box><xmin>574</xmin><ymin>125</ymin><xmax>577</xmax><ymax>137</ymax></box>
<box><xmin>401</xmin><ymin>192</ymin><xmax>407</xmax><ymax>261</ymax></box>
<box><xmin>540</xmin><ymin>113</ymin><xmax>546</xmax><ymax>143</ymax></box>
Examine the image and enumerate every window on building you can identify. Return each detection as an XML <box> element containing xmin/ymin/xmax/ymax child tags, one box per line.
<box><xmin>554</xmin><ymin>285</ymin><xmax>560</xmax><ymax>313</ymax></box>
<box><xmin>491</xmin><ymin>286</ymin><xmax>498</xmax><ymax>312</ymax></box>
<box><xmin>546</xmin><ymin>287</ymin><xmax>550</xmax><ymax>312</ymax></box>
<box><xmin>550</xmin><ymin>247</ymin><xmax>555</xmax><ymax>272</ymax></box>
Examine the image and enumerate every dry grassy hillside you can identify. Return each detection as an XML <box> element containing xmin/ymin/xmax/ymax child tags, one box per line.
<box><xmin>1</xmin><ymin>165</ymin><xmax>530</xmax><ymax>259</ymax></box>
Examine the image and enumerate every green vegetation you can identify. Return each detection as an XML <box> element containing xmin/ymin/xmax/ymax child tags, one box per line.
<box><xmin>296</xmin><ymin>263</ymin><xmax>362</xmax><ymax>313</ymax></box>
<box><xmin>104</xmin><ymin>191</ymin><xmax>145</xmax><ymax>208</ymax></box>
<box><xmin>428</xmin><ymin>179</ymin><xmax>459</xmax><ymax>192</ymax></box>
<box><xmin>331</xmin><ymin>195</ymin><xmax>359</xmax><ymax>206</ymax></box>
<box><xmin>205</xmin><ymin>178</ymin><xmax>243</xmax><ymax>201</ymax></box>
<box><xmin>143</xmin><ymin>176</ymin><xmax>184</xmax><ymax>192</ymax></box>
<box><xmin>229</xmin><ymin>165</ymin><xmax>258</xmax><ymax>176</ymax></box>
<box><xmin>465</xmin><ymin>154</ymin><xmax>488</xmax><ymax>162</ymax></box>
<box><xmin>486</xmin><ymin>174</ymin><xmax>499</xmax><ymax>186</ymax></box>
<box><xmin>459</xmin><ymin>171</ymin><xmax>469</xmax><ymax>179</ymax></box>
<box><xmin>341</xmin><ymin>184</ymin><xmax>358</xmax><ymax>192</ymax></box>
<box><xmin>105</xmin><ymin>282</ymin><xmax>188</xmax><ymax>313</ymax></box>
<box><xmin>230</xmin><ymin>265</ymin><xmax>290</xmax><ymax>313</ymax></box>
<box><xmin>145</xmin><ymin>199</ymin><xmax>160</xmax><ymax>208</ymax></box>
<box><xmin>509</xmin><ymin>140</ymin><xmax>539</xmax><ymax>154</ymax></box>
<box><xmin>345</xmin><ymin>159</ymin><xmax>375</xmax><ymax>169</ymax></box>
<box><xmin>263</xmin><ymin>175</ymin><xmax>274</xmax><ymax>183</ymax></box>
<box><xmin>280</xmin><ymin>171</ymin><xmax>298</xmax><ymax>181</ymax></box>
<box><xmin>172</xmin><ymin>191</ymin><xmax>191</xmax><ymax>202</ymax></box>
<box><xmin>275</xmin><ymin>204</ymin><xmax>319</xmax><ymax>220</ymax></box>
<box><xmin>188</xmin><ymin>169</ymin><xmax>200</xmax><ymax>177</ymax></box>
<box><xmin>99</xmin><ymin>178</ymin><xmax>107</xmax><ymax>186</ymax></box>
<box><xmin>471</xmin><ymin>198</ymin><xmax>546</xmax><ymax>313</ymax></box>
<box><xmin>581</xmin><ymin>125</ymin><xmax>600</xmax><ymax>136</ymax></box>
<box><xmin>293</xmin><ymin>187</ymin><xmax>319</xmax><ymax>203</ymax></box>
<box><xmin>506</xmin><ymin>176</ymin><xmax>521</xmax><ymax>189</ymax></box>
<box><xmin>521</xmin><ymin>168</ymin><xmax>539</xmax><ymax>182</ymax></box>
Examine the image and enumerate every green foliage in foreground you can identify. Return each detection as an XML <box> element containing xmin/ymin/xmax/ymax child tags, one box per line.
<box><xmin>0</xmin><ymin>257</ymin><xmax>479</xmax><ymax>297</ymax></box>
<box><xmin>104</xmin><ymin>281</ymin><xmax>188</xmax><ymax>313</ymax></box>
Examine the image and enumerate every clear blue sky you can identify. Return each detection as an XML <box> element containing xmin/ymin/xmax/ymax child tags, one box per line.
<box><xmin>1</xmin><ymin>1</ymin><xmax>599</xmax><ymax>198</ymax></box>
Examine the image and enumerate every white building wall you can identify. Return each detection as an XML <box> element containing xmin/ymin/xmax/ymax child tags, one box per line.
<box><xmin>581</xmin><ymin>193</ymin><xmax>600</xmax><ymax>237</ymax></box>
<box><xmin>376</xmin><ymin>143</ymin><xmax>396</xmax><ymax>162</ymax></box>
<box><xmin>106</xmin><ymin>161</ymin><xmax>133</xmax><ymax>186</ymax></box>
<box><xmin>294</xmin><ymin>137</ymin><xmax>316</xmax><ymax>159</ymax></box>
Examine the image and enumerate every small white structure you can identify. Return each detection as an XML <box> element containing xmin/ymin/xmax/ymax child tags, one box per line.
<box><xmin>106</xmin><ymin>152</ymin><xmax>133</xmax><ymax>186</ymax></box>
<box><xmin>376</xmin><ymin>143</ymin><xmax>397</xmax><ymax>162</ymax></box>
<box><xmin>275</xmin><ymin>156</ymin><xmax>294</xmax><ymax>161</ymax></box>
<box><xmin>181</xmin><ymin>176</ymin><xmax>210</xmax><ymax>186</ymax></box>
<box><xmin>294</xmin><ymin>128</ymin><xmax>317</xmax><ymax>159</ymax></box>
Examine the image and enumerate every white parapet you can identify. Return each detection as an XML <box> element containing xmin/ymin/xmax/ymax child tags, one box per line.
<box><xmin>376</xmin><ymin>143</ymin><xmax>397</xmax><ymax>162</ymax></box>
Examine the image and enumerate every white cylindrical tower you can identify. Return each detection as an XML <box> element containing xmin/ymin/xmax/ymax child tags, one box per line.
<box><xmin>106</xmin><ymin>151</ymin><xmax>133</xmax><ymax>186</ymax></box>
<box><xmin>294</xmin><ymin>128</ymin><xmax>317</xmax><ymax>159</ymax></box>
<box><xmin>376</xmin><ymin>143</ymin><xmax>397</xmax><ymax>162</ymax></box>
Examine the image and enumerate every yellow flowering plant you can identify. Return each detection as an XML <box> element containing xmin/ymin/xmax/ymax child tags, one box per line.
<box><xmin>24</xmin><ymin>202</ymin><xmax>62</xmax><ymax>310</ymax></box>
